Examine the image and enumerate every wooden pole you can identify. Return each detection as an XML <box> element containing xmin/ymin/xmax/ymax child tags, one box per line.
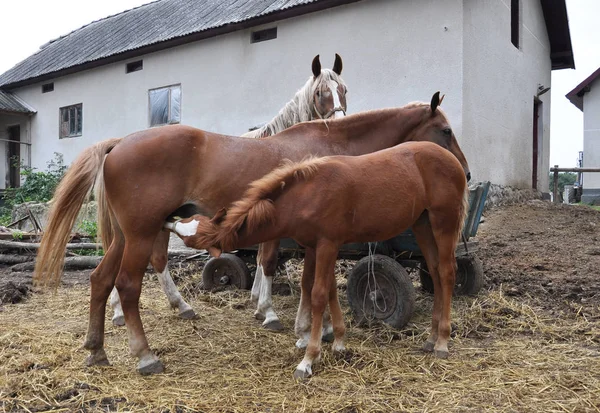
<box><xmin>553</xmin><ymin>165</ymin><xmax>559</xmax><ymax>204</ymax></box>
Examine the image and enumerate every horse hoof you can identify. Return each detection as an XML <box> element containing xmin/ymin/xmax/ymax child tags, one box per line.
<box><xmin>254</xmin><ymin>312</ymin><xmax>266</xmax><ymax>322</ymax></box>
<box><xmin>434</xmin><ymin>349</ymin><xmax>449</xmax><ymax>359</ymax></box>
<box><xmin>263</xmin><ymin>319</ymin><xmax>284</xmax><ymax>332</ymax></box>
<box><xmin>422</xmin><ymin>341</ymin><xmax>435</xmax><ymax>353</ymax></box>
<box><xmin>293</xmin><ymin>368</ymin><xmax>312</xmax><ymax>381</ymax></box>
<box><xmin>85</xmin><ymin>351</ymin><xmax>110</xmax><ymax>367</ymax></box>
<box><xmin>137</xmin><ymin>358</ymin><xmax>165</xmax><ymax>375</ymax></box>
<box><xmin>179</xmin><ymin>309</ymin><xmax>197</xmax><ymax>320</ymax></box>
<box><xmin>112</xmin><ymin>315</ymin><xmax>125</xmax><ymax>327</ymax></box>
<box><xmin>322</xmin><ymin>332</ymin><xmax>334</xmax><ymax>343</ymax></box>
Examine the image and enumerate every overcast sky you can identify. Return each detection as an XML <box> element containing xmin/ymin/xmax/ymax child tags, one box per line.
<box><xmin>0</xmin><ymin>0</ymin><xmax>598</xmax><ymax>168</ymax></box>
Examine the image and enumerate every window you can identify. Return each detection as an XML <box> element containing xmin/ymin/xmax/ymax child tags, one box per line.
<box><xmin>59</xmin><ymin>103</ymin><xmax>83</xmax><ymax>138</ymax></box>
<box><xmin>149</xmin><ymin>85</ymin><xmax>181</xmax><ymax>127</ymax></box>
<box><xmin>251</xmin><ymin>27</ymin><xmax>277</xmax><ymax>43</ymax></box>
<box><xmin>126</xmin><ymin>60</ymin><xmax>143</xmax><ymax>73</ymax></box>
<box><xmin>511</xmin><ymin>0</ymin><xmax>520</xmax><ymax>49</ymax></box>
<box><xmin>42</xmin><ymin>83</ymin><xmax>54</xmax><ymax>93</ymax></box>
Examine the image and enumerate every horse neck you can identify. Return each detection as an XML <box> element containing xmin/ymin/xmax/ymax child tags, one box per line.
<box><xmin>254</xmin><ymin>76</ymin><xmax>315</xmax><ymax>138</ymax></box>
<box><xmin>343</xmin><ymin>108</ymin><xmax>425</xmax><ymax>154</ymax></box>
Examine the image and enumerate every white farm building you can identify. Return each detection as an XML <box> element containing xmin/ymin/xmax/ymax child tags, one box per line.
<box><xmin>0</xmin><ymin>0</ymin><xmax>574</xmax><ymax>196</ymax></box>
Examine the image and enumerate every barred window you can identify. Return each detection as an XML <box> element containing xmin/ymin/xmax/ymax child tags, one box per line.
<box><xmin>59</xmin><ymin>103</ymin><xmax>82</xmax><ymax>138</ymax></box>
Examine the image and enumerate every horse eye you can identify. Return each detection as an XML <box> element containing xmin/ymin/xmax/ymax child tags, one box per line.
<box><xmin>316</xmin><ymin>90</ymin><xmax>321</xmax><ymax>97</ymax></box>
<box><xmin>344</xmin><ymin>86</ymin><xmax>348</xmax><ymax>94</ymax></box>
<box><xmin>443</xmin><ymin>128</ymin><xmax>452</xmax><ymax>136</ymax></box>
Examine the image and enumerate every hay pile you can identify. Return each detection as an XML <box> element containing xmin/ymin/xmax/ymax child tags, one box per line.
<box><xmin>1</xmin><ymin>261</ymin><xmax>599</xmax><ymax>412</ymax></box>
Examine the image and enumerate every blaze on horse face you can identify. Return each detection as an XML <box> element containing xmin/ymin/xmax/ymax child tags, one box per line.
<box><xmin>311</xmin><ymin>54</ymin><xmax>347</xmax><ymax>119</ymax></box>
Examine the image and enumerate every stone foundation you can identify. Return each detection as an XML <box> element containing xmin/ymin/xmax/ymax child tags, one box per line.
<box><xmin>480</xmin><ymin>183</ymin><xmax>542</xmax><ymax>211</ymax></box>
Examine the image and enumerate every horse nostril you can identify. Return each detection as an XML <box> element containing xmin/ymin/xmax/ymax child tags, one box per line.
<box><xmin>466</xmin><ymin>172</ymin><xmax>471</xmax><ymax>182</ymax></box>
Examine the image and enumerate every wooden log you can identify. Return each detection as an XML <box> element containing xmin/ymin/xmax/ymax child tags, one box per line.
<box><xmin>553</xmin><ymin>165</ymin><xmax>559</xmax><ymax>204</ymax></box>
<box><xmin>0</xmin><ymin>254</ymin><xmax>34</xmax><ymax>265</ymax></box>
<box><xmin>12</xmin><ymin>256</ymin><xmax>103</xmax><ymax>272</ymax></box>
<box><xmin>0</xmin><ymin>240</ymin><xmax>101</xmax><ymax>251</ymax></box>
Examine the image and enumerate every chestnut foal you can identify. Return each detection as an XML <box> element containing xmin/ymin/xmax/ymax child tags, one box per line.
<box><xmin>168</xmin><ymin>141</ymin><xmax>469</xmax><ymax>379</ymax></box>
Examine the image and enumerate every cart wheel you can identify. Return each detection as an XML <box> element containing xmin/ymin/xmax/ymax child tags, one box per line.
<box><xmin>347</xmin><ymin>255</ymin><xmax>415</xmax><ymax>329</ymax></box>
<box><xmin>419</xmin><ymin>255</ymin><xmax>484</xmax><ymax>296</ymax></box>
<box><xmin>202</xmin><ymin>253</ymin><xmax>251</xmax><ymax>290</ymax></box>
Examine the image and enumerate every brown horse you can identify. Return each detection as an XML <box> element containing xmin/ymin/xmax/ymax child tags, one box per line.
<box><xmin>168</xmin><ymin>141</ymin><xmax>468</xmax><ymax>379</ymax></box>
<box><xmin>34</xmin><ymin>93</ymin><xmax>469</xmax><ymax>375</ymax></box>
<box><xmin>108</xmin><ymin>54</ymin><xmax>347</xmax><ymax>327</ymax></box>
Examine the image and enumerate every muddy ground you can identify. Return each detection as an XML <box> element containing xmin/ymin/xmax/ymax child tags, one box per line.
<box><xmin>1</xmin><ymin>200</ymin><xmax>599</xmax><ymax>412</ymax></box>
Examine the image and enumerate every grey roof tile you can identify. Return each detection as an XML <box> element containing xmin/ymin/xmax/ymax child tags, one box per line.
<box><xmin>0</xmin><ymin>0</ymin><xmax>324</xmax><ymax>88</ymax></box>
<box><xmin>0</xmin><ymin>90</ymin><xmax>36</xmax><ymax>114</ymax></box>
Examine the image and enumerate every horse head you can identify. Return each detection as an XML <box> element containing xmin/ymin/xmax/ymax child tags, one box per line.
<box><xmin>311</xmin><ymin>54</ymin><xmax>347</xmax><ymax>119</ymax></box>
<box><xmin>409</xmin><ymin>92</ymin><xmax>471</xmax><ymax>182</ymax></box>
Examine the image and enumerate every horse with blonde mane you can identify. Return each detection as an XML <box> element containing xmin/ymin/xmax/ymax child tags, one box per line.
<box><xmin>107</xmin><ymin>54</ymin><xmax>347</xmax><ymax>327</ymax></box>
<box><xmin>168</xmin><ymin>141</ymin><xmax>469</xmax><ymax>379</ymax></box>
<box><xmin>34</xmin><ymin>92</ymin><xmax>469</xmax><ymax>375</ymax></box>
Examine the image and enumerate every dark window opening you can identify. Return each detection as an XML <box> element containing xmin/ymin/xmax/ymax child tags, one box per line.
<box><xmin>251</xmin><ymin>27</ymin><xmax>277</xmax><ymax>44</ymax></box>
<box><xmin>126</xmin><ymin>60</ymin><xmax>143</xmax><ymax>73</ymax></box>
<box><xmin>59</xmin><ymin>103</ymin><xmax>83</xmax><ymax>138</ymax></box>
<box><xmin>42</xmin><ymin>83</ymin><xmax>54</xmax><ymax>93</ymax></box>
<box><xmin>511</xmin><ymin>0</ymin><xmax>520</xmax><ymax>49</ymax></box>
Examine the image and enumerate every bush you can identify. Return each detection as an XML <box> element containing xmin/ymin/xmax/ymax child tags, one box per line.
<box><xmin>0</xmin><ymin>153</ymin><xmax>66</xmax><ymax>223</ymax></box>
<box><xmin>548</xmin><ymin>172</ymin><xmax>577</xmax><ymax>201</ymax></box>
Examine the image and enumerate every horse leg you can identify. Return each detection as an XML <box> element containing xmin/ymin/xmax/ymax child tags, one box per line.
<box><xmin>255</xmin><ymin>239</ymin><xmax>284</xmax><ymax>331</ymax></box>
<box><xmin>251</xmin><ymin>244</ymin><xmax>264</xmax><ymax>308</ymax></box>
<box><xmin>295</xmin><ymin>246</ymin><xmax>315</xmax><ymax>349</ymax></box>
<box><xmin>83</xmin><ymin>234</ymin><xmax>124</xmax><ymax>366</ymax></box>
<box><xmin>412</xmin><ymin>214</ymin><xmax>442</xmax><ymax>353</ymax></box>
<box><xmin>115</xmin><ymin>238</ymin><xmax>164</xmax><ymax>374</ymax></box>
<box><xmin>294</xmin><ymin>241</ymin><xmax>337</xmax><ymax>380</ymax></box>
<box><xmin>150</xmin><ymin>230</ymin><xmax>196</xmax><ymax>319</ymax></box>
<box><xmin>109</xmin><ymin>287</ymin><xmax>125</xmax><ymax>326</ymax></box>
<box><xmin>328</xmin><ymin>266</ymin><xmax>346</xmax><ymax>353</ymax></box>
<box><xmin>428</xmin><ymin>212</ymin><xmax>460</xmax><ymax>359</ymax></box>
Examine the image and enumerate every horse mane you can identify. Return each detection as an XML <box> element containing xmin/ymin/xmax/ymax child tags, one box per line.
<box><xmin>195</xmin><ymin>157</ymin><xmax>329</xmax><ymax>251</ymax></box>
<box><xmin>242</xmin><ymin>69</ymin><xmax>346</xmax><ymax>139</ymax></box>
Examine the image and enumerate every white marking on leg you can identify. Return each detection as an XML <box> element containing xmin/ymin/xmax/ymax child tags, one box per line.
<box><xmin>157</xmin><ymin>266</ymin><xmax>194</xmax><ymax>316</ymax></box>
<box><xmin>295</xmin><ymin>357</ymin><xmax>313</xmax><ymax>376</ymax></box>
<box><xmin>109</xmin><ymin>287</ymin><xmax>124</xmax><ymax>323</ymax></box>
<box><xmin>251</xmin><ymin>265</ymin><xmax>263</xmax><ymax>305</ymax></box>
<box><xmin>164</xmin><ymin>219</ymin><xmax>199</xmax><ymax>237</ymax></box>
<box><xmin>295</xmin><ymin>299</ymin><xmax>311</xmax><ymax>348</ymax></box>
<box><xmin>258</xmin><ymin>275</ymin><xmax>280</xmax><ymax>326</ymax></box>
<box><xmin>332</xmin><ymin>339</ymin><xmax>346</xmax><ymax>352</ymax></box>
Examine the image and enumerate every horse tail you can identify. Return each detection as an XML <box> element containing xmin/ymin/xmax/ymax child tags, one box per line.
<box><xmin>34</xmin><ymin>137</ymin><xmax>122</xmax><ymax>288</ymax></box>
<box><xmin>96</xmin><ymin>162</ymin><xmax>114</xmax><ymax>251</ymax></box>
<box><xmin>215</xmin><ymin>156</ymin><xmax>328</xmax><ymax>251</ymax></box>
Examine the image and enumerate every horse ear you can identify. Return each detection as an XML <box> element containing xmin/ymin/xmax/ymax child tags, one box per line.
<box><xmin>439</xmin><ymin>94</ymin><xmax>445</xmax><ymax>106</ymax></box>
<box><xmin>312</xmin><ymin>55</ymin><xmax>321</xmax><ymax>78</ymax></box>
<box><xmin>210</xmin><ymin>207</ymin><xmax>227</xmax><ymax>225</ymax></box>
<box><xmin>430</xmin><ymin>91</ymin><xmax>441</xmax><ymax>114</ymax></box>
<box><xmin>333</xmin><ymin>53</ymin><xmax>343</xmax><ymax>75</ymax></box>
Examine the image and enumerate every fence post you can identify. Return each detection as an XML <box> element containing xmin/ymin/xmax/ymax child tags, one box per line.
<box><xmin>553</xmin><ymin>165</ymin><xmax>559</xmax><ymax>204</ymax></box>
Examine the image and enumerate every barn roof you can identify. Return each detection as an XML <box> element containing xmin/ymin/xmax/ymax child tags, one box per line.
<box><xmin>0</xmin><ymin>90</ymin><xmax>36</xmax><ymax>114</ymax></box>
<box><xmin>0</xmin><ymin>0</ymin><xmax>574</xmax><ymax>89</ymax></box>
<box><xmin>566</xmin><ymin>67</ymin><xmax>600</xmax><ymax>112</ymax></box>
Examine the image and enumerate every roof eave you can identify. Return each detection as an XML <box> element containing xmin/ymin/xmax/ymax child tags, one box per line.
<box><xmin>1</xmin><ymin>0</ymin><xmax>361</xmax><ymax>90</ymax></box>
<box><xmin>565</xmin><ymin>67</ymin><xmax>600</xmax><ymax>112</ymax></box>
<box><xmin>541</xmin><ymin>0</ymin><xmax>575</xmax><ymax>71</ymax></box>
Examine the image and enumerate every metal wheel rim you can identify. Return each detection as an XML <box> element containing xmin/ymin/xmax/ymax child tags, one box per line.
<box><xmin>209</xmin><ymin>262</ymin><xmax>243</xmax><ymax>287</ymax></box>
<box><xmin>355</xmin><ymin>270</ymin><xmax>399</xmax><ymax>320</ymax></box>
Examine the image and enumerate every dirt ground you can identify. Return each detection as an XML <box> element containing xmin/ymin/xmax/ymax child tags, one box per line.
<box><xmin>0</xmin><ymin>200</ymin><xmax>599</xmax><ymax>412</ymax></box>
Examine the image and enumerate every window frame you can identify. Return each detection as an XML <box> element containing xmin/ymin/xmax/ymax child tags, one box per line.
<box><xmin>148</xmin><ymin>84</ymin><xmax>181</xmax><ymax>127</ymax></box>
<box><xmin>42</xmin><ymin>82</ymin><xmax>54</xmax><ymax>93</ymax></box>
<box><xmin>59</xmin><ymin>103</ymin><xmax>83</xmax><ymax>139</ymax></box>
<box><xmin>511</xmin><ymin>0</ymin><xmax>521</xmax><ymax>49</ymax></box>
